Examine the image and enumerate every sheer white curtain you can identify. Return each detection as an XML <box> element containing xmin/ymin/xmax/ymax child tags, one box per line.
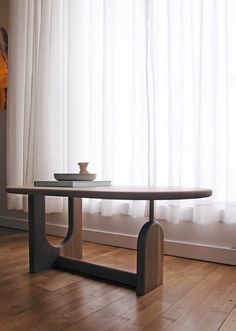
<box><xmin>7</xmin><ymin>0</ymin><xmax>236</xmax><ymax>224</ymax></box>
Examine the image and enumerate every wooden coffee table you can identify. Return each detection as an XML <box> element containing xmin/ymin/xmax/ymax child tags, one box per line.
<box><xmin>6</xmin><ymin>185</ymin><xmax>212</xmax><ymax>295</ymax></box>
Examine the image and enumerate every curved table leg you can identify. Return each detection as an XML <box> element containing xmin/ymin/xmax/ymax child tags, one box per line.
<box><xmin>28</xmin><ymin>195</ymin><xmax>59</xmax><ymax>272</ymax></box>
<box><xmin>28</xmin><ymin>195</ymin><xmax>82</xmax><ymax>273</ymax></box>
<box><xmin>136</xmin><ymin>200</ymin><xmax>164</xmax><ymax>296</ymax></box>
<box><xmin>60</xmin><ymin>197</ymin><xmax>82</xmax><ymax>259</ymax></box>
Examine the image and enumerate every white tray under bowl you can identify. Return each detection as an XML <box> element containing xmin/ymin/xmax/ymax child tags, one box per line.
<box><xmin>54</xmin><ymin>173</ymin><xmax>97</xmax><ymax>181</ymax></box>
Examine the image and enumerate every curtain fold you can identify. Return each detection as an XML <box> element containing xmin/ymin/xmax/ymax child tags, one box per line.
<box><xmin>7</xmin><ymin>0</ymin><xmax>236</xmax><ymax>224</ymax></box>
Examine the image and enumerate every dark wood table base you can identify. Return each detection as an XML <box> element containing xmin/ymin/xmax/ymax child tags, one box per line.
<box><xmin>28</xmin><ymin>195</ymin><xmax>164</xmax><ymax>296</ymax></box>
<box><xmin>7</xmin><ymin>185</ymin><xmax>211</xmax><ymax>296</ymax></box>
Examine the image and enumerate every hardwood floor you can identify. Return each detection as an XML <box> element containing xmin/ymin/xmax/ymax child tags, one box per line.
<box><xmin>0</xmin><ymin>227</ymin><xmax>235</xmax><ymax>331</ymax></box>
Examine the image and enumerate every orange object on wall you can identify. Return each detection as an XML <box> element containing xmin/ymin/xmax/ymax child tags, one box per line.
<box><xmin>0</xmin><ymin>27</ymin><xmax>8</xmax><ymax>111</ymax></box>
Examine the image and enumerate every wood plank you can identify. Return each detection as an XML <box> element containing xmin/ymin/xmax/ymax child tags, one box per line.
<box><xmin>35</xmin><ymin>272</ymin><xmax>84</xmax><ymax>291</ymax></box>
<box><xmin>100</xmin><ymin>271</ymin><xmax>204</xmax><ymax>329</ymax></box>
<box><xmin>143</xmin><ymin>270</ymin><xmax>236</xmax><ymax>331</ymax></box>
<box><xmin>219</xmin><ymin>308</ymin><xmax>236</xmax><ymax>331</ymax></box>
<box><xmin>63</xmin><ymin>309</ymin><xmax>142</xmax><ymax>331</ymax></box>
<box><xmin>85</xmin><ymin>246</ymin><xmax>136</xmax><ymax>272</ymax></box>
<box><xmin>45</xmin><ymin>286</ymin><xmax>132</xmax><ymax>331</ymax></box>
<box><xmin>56</xmin><ymin>256</ymin><xmax>137</xmax><ymax>287</ymax></box>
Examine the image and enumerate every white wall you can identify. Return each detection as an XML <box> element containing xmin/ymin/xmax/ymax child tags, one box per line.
<box><xmin>0</xmin><ymin>0</ymin><xmax>27</xmax><ymax>224</ymax></box>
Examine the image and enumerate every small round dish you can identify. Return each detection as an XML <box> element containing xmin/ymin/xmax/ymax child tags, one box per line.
<box><xmin>54</xmin><ymin>173</ymin><xmax>97</xmax><ymax>181</ymax></box>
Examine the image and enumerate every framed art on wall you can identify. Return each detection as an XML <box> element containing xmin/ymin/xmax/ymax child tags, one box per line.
<box><xmin>0</xmin><ymin>27</ymin><xmax>8</xmax><ymax>111</ymax></box>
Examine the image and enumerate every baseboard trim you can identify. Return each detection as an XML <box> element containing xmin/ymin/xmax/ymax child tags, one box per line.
<box><xmin>0</xmin><ymin>216</ymin><xmax>29</xmax><ymax>231</ymax></box>
<box><xmin>0</xmin><ymin>216</ymin><xmax>68</xmax><ymax>237</ymax></box>
<box><xmin>83</xmin><ymin>228</ymin><xmax>138</xmax><ymax>249</ymax></box>
<box><xmin>0</xmin><ymin>216</ymin><xmax>235</xmax><ymax>265</ymax></box>
<box><xmin>164</xmin><ymin>240</ymin><xmax>235</xmax><ymax>266</ymax></box>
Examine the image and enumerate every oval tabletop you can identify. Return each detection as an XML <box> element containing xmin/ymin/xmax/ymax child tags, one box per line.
<box><xmin>6</xmin><ymin>185</ymin><xmax>212</xmax><ymax>200</ymax></box>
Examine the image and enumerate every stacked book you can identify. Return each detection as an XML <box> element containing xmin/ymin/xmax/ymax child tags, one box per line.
<box><xmin>34</xmin><ymin>180</ymin><xmax>111</xmax><ymax>187</ymax></box>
